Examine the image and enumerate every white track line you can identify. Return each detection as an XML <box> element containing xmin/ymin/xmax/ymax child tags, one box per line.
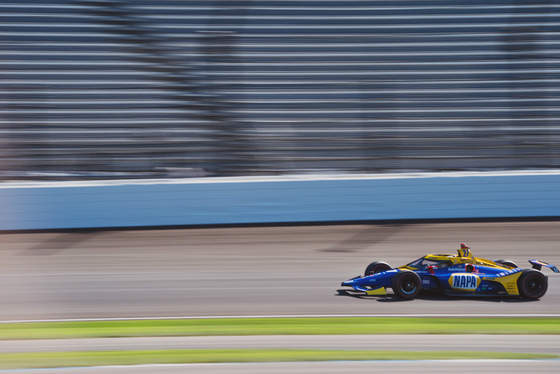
<box><xmin>1</xmin><ymin>314</ymin><xmax>559</xmax><ymax>324</ymax></box>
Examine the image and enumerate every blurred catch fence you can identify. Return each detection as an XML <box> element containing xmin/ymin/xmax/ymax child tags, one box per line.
<box><xmin>1</xmin><ymin>0</ymin><xmax>559</xmax><ymax>179</ymax></box>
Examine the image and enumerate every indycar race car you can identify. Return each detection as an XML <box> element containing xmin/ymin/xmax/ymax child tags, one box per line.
<box><xmin>340</xmin><ymin>244</ymin><xmax>558</xmax><ymax>299</ymax></box>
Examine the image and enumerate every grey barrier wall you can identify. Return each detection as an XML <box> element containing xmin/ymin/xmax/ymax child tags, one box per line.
<box><xmin>1</xmin><ymin>171</ymin><xmax>559</xmax><ymax>230</ymax></box>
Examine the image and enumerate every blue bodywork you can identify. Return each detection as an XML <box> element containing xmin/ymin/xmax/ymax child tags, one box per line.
<box><xmin>342</xmin><ymin>263</ymin><xmax>525</xmax><ymax>296</ymax></box>
<box><xmin>342</xmin><ymin>260</ymin><xmax>558</xmax><ymax>296</ymax></box>
<box><xmin>529</xmin><ymin>259</ymin><xmax>560</xmax><ymax>273</ymax></box>
<box><xmin>341</xmin><ymin>249</ymin><xmax>558</xmax><ymax>298</ymax></box>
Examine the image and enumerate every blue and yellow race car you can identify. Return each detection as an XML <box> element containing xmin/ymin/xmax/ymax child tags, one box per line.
<box><xmin>341</xmin><ymin>244</ymin><xmax>558</xmax><ymax>299</ymax></box>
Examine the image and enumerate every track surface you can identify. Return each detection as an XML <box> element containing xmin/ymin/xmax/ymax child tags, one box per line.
<box><xmin>2</xmin><ymin>221</ymin><xmax>560</xmax><ymax>320</ymax></box>
<box><xmin>1</xmin><ymin>222</ymin><xmax>560</xmax><ymax>373</ymax></box>
<box><xmin>4</xmin><ymin>360</ymin><xmax>560</xmax><ymax>374</ymax></box>
<box><xmin>2</xmin><ymin>335</ymin><xmax>558</xmax><ymax>354</ymax></box>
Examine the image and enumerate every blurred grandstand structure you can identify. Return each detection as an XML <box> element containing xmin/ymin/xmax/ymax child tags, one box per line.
<box><xmin>1</xmin><ymin>0</ymin><xmax>559</xmax><ymax>179</ymax></box>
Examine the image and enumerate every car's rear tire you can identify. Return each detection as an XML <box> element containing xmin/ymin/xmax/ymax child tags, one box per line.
<box><xmin>517</xmin><ymin>269</ymin><xmax>547</xmax><ymax>299</ymax></box>
<box><xmin>495</xmin><ymin>259</ymin><xmax>518</xmax><ymax>269</ymax></box>
<box><xmin>364</xmin><ymin>261</ymin><xmax>391</xmax><ymax>276</ymax></box>
<box><xmin>391</xmin><ymin>270</ymin><xmax>421</xmax><ymax>299</ymax></box>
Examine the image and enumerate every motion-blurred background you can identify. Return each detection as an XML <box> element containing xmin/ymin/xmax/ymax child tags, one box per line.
<box><xmin>1</xmin><ymin>0</ymin><xmax>559</xmax><ymax>180</ymax></box>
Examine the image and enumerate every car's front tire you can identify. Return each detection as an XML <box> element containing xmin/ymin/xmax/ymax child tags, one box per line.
<box><xmin>517</xmin><ymin>269</ymin><xmax>548</xmax><ymax>299</ymax></box>
<box><xmin>391</xmin><ymin>270</ymin><xmax>421</xmax><ymax>299</ymax></box>
<box><xmin>364</xmin><ymin>261</ymin><xmax>391</xmax><ymax>276</ymax></box>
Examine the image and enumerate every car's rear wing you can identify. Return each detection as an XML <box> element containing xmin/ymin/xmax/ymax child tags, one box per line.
<box><xmin>529</xmin><ymin>260</ymin><xmax>559</xmax><ymax>273</ymax></box>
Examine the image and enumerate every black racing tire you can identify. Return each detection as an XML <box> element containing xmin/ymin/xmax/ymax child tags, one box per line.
<box><xmin>391</xmin><ymin>270</ymin><xmax>422</xmax><ymax>299</ymax></box>
<box><xmin>364</xmin><ymin>261</ymin><xmax>392</xmax><ymax>276</ymax></box>
<box><xmin>495</xmin><ymin>259</ymin><xmax>519</xmax><ymax>269</ymax></box>
<box><xmin>517</xmin><ymin>269</ymin><xmax>548</xmax><ymax>299</ymax></box>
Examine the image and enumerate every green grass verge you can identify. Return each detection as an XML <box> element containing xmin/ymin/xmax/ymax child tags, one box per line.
<box><xmin>0</xmin><ymin>350</ymin><xmax>558</xmax><ymax>370</ymax></box>
<box><xmin>1</xmin><ymin>317</ymin><xmax>559</xmax><ymax>340</ymax></box>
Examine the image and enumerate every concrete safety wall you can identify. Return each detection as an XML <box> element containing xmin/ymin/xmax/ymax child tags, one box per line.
<box><xmin>1</xmin><ymin>171</ymin><xmax>559</xmax><ymax>230</ymax></box>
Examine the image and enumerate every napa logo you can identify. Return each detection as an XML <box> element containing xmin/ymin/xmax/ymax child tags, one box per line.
<box><xmin>449</xmin><ymin>273</ymin><xmax>480</xmax><ymax>291</ymax></box>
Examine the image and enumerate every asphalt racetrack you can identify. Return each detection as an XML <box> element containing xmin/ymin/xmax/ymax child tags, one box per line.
<box><xmin>1</xmin><ymin>221</ymin><xmax>560</xmax><ymax>373</ymax></box>
<box><xmin>2</xmin><ymin>221</ymin><xmax>560</xmax><ymax>321</ymax></box>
